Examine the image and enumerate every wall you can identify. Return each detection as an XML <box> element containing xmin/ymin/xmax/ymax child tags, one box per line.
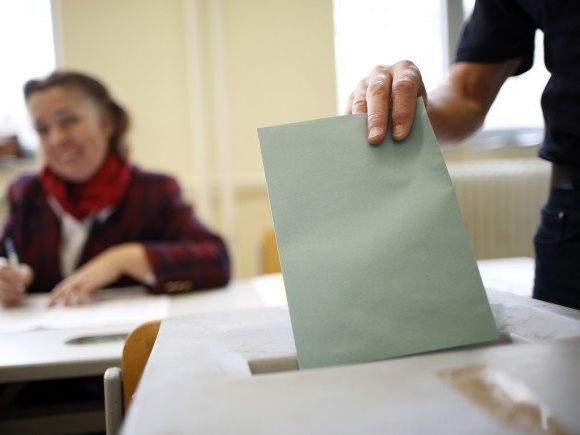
<box><xmin>54</xmin><ymin>0</ymin><xmax>337</xmax><ymax>277</ymax></box>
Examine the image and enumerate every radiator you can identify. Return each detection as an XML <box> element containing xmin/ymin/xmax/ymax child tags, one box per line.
<box><xmin>446</xmin><ymin>158</ymin><xmax>551</xmax><ymax>259</ymax></box>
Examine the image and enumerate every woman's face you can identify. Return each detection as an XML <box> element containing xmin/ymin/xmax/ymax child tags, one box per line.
<box><xmin>27</xmin><ymin>85</ymin><xmax>112</xmax><ymax>183</ymax></box>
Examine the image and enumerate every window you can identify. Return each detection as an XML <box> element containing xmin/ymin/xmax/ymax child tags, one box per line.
<box><xmin>0</xmin><ymin>0</ymin><xmax>56</xmax><ymax>150</ymax></box>
<box><xmin>333</xmin><ymin>0</ymin><xmax>549</xmax><ymax>131</ymax></box>
<box><xmin>333</xmin><ymin>0</ymin><xmax>446</xmax><ymax>114</ymax></box>
<box><xmin>462</xmin><ymin>0</ymin><xmax>549</xmax><ymax>130</ymax></box>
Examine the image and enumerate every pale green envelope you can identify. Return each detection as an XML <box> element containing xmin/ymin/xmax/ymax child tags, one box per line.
<box><xmin>258</xmin><ymin>99</ymin><xmax>498</xmax><ymax>369</ymax></box>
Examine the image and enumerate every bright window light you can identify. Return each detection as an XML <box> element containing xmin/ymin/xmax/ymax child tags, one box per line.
<box><xmin>333</xmin><ymin>0</ymin><xmax>446</xmax><ymax>115</ymax></box>
<box><xmin>463</xmin><ymin>0</ymin><xmax>549</xmax><ymax>130</ymax></box>
<box><xmin>334</xmin><ymin>0</ymin><xmax>548</xmax><ymax>130</ymax></box>
<box><xmin>0</xmin><ymin>0</ymin><xmax>56</xmax><ymax>150</ymax></box>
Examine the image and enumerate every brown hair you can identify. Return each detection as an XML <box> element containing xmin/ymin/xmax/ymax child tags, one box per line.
<box><xmin>24</xmin><ymin>70</ymin><xmax>130</xmax><ymax>158</ymax></box>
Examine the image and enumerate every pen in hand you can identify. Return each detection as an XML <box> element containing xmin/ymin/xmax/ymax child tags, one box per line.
<box><xmin>4</xmin><ymin>237</ymin><xmax>24</xmax><ymax>293</ymax></box>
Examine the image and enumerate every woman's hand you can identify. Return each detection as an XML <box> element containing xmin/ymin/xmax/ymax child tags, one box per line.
<box><xmin>346</xmin><ymin>61</ymin><xmax>427</xmax><ymax>145</ymax></box>
<box><xmin>0</xmin><ymin>259</ymin><xmax>34</xmax><ymax>306</ymax></box>
<box><xmin>48</xmin><ymin>243</ymin><xmax>153</xmax><ymax>307</ymax></box>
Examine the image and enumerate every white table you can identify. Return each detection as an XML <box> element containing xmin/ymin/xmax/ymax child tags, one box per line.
<box><xmin>0</xmin><ymin>276</ymin><xmax>285</xmax><ymax>384</ymax></box>
<box><xmin>0</xmin><ymin>276</ymin><xmax>284</xmax><ymax>434</ymax></box>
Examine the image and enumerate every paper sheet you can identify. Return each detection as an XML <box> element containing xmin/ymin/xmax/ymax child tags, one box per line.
<box><xmin>258</xmin><ymin>99</ymin><xmax>498</xmax><ymax>369</ymax></box>
<box><xmin>0</xmin><ymin>287</ymin><xmax>169</xmax><ymax>333</ymax></box>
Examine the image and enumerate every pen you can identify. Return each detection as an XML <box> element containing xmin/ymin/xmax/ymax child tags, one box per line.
<box><xmin>4</xmin><ymin>237</ymin><xmax>24</xmax><ymax>293</ymax></box>
<box><xmin>4</xmin><ymin>238</ymin><xmax>19</xmax><ymax>269</ymax></box>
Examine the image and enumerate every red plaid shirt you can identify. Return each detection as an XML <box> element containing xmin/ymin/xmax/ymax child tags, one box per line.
<box><xmin>0</xmin><ymin>166</ymin><xmax>230</xmax><ymax>294</ymax></box>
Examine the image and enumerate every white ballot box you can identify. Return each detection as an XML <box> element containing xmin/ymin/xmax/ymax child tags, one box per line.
<box><xmin>123</xmin><ymin>285</ymin><xmax>580</xmax><ymax>435</ymax></box>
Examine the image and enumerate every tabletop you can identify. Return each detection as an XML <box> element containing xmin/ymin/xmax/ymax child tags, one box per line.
<box><xmin>0</xmin><ymin>275</ymin><xmax>285</xmax><ymax>383</ymax></box>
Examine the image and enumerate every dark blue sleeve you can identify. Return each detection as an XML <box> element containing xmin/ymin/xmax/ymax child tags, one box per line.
<box><xmin>455</xmin><ymin>0</ymin><xmax>537</xmax><ymax>76</ymax></box>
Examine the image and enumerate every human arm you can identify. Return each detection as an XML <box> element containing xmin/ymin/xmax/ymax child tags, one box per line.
<box><xmin>0</xmin><ymin>175</ymin><xmax>37</xmax><ymax>305</ymax></box>
<box><xmin>139</xmin><ymin>176</ymin><xmax>230</xmax><ymax>294</ymax></box>
<box><xmin>48</xmin><ymin>243</ymin><xmax>151</xmax><ymax>306</ymax></box>
<box><xmin>347</xmin><ymin>59</ymin><xmax>522</xmax><ymax>145</ymax></box>
<box><xmin>49</xmin><ymin>172</ymin><xmax>230</xmax><ymax>303</ymax></box>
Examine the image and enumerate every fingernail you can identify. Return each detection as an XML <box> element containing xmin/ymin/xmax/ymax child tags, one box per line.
<box><xmin>393</xmin><ymin>124</ymin><xmax>405</xmax><ymax>140</ymax></box>
<box><xmin>369</xmin><ymin>127</ymin><xmax>384</xmax><ymax>141</ymax></box>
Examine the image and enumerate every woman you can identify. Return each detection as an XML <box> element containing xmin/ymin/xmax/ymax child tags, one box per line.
<box><xmin>0</xmin><ymin>71</ymin><xmax>230</xmax><ymax>306</ymax></box>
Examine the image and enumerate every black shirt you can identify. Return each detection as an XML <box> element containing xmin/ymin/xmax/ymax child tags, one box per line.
<box><xmin>456</xmin><ymin>0</ymin><xmax>580</xmax><ymax>166</ymax></box>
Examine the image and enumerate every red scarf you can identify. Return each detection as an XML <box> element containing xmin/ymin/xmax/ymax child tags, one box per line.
<box><xmin>40</xmin><ymin>153</ymin><xmax>132</xmax><ymax>220</ymax></box>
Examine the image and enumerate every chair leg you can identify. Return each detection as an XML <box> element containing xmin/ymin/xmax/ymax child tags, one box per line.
<box><xmin>104</xmin><ymin>367</ymin><xmax>124</xmax><ymax>435</ymax></box>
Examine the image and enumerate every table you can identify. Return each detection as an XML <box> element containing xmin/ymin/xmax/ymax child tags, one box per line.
<box><xmin>0</xmin><ymin>276</ymin><xmax>285</xmax><ymax>383</ymax></box>
<box><xmin>123</xmin><ymin>287</ymin><xmax>580</xmax><ymax>434</ymax></box>
<box><xmin>0</xmin><ymin>275</ymin><xmax>283</xmax><ymax>434</ymax></box>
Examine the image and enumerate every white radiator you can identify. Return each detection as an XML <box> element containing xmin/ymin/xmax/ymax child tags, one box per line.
<box><xmin>447</xmin><ymin>158</ymin><xmax>551</xmax><ymax>259</ymax></box>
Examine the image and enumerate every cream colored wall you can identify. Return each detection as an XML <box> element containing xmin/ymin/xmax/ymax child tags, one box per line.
<box><xmin>222</xmin><ymin>0</ymin><xmax>337</xmax><ymax>276</ymax></box>
<box><xmin>55</xmin><ymin>0</ymin><xmax>337</xmax><ymax>278</ymax></box>
<box><xmin>55</xmin><ymin>0</ymin><xmax>192</xmax><ymax>177</ymax></box>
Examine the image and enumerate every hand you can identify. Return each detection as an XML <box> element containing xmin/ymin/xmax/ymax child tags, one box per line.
<box><xmin>0</xmin><ymin>258</ymin><xmax>34</xmax><ymax>306</ymax></box>
<box><xmin>48</xmin><ymin>243</ymin><xmax>152</xmax><ymax>307</ymax></box>
<box><xmin>48</xmin><ymin>250</ymin><xmax>121</xmax><ymax>306</ymax></box>
<box><xmin>346</xmin><ymin>61</ymin><xmax>427</xmax><ymax>145</ymax></box>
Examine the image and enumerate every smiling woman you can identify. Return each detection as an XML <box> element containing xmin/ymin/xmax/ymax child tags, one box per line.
<box><xmin>0</xmin><ymin>71</ymin><xmax>231</xmax><ymax>307</ymax></box>
<box><xmin>25</xmin><ymin>80</ymin><xmax>114</xmax><ymax>183</ymax></box>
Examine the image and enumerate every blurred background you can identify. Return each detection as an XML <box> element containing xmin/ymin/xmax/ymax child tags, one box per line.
<box><xmin>0</xmin><ymin>0</ymin><xmax>551</xmax><ymax>278</ymax></box>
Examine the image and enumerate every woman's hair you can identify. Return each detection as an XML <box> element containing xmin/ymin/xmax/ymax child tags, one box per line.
<box><xmin>23</xmin><ymin>70</ymin><xmax>130</xmax><ymax>158</ymax></box>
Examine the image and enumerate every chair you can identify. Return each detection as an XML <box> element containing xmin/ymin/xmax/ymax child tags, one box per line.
<box><xmin>262</xmin><ymin>230</ymin><xmax>281</xmax><ymax>274</ymax></box>
<box><xmin>104</xmin><ymin>319</ymin><xmax>161</xmax><ymax>435</ymax></box>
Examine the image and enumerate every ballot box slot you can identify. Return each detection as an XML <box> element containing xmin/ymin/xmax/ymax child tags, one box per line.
<box><xmin>248</xmin><ymin>355</ymin><xmax>299</xmax><ymax>375</ymax></box>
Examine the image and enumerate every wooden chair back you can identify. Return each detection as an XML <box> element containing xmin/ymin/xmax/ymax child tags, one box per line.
<box><xmin>262</xmin><ymin>230</ymin><xmax>281</xmax><ymax>274</ymax></box>
<box><xmin>121</xmin><ymin>319</ymin><xmax>161</xmax><ymax>410</ymax></box>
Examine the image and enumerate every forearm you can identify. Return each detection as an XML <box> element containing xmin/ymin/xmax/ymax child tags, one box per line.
<box><xmin>427</xmin><ymin>60</ymin><xmax>522</xmax><ymax>145</ymax></box>
<box><xmin>144</xmin><ymin>237</ymin><xmax>231</xmax><ymax>293</ymax></box>
<box><xmin>109</xmin><ymin>243</ymin><xmax>154</xmax><ymax>284</ymax></box>
<box><xmin>427</xmin><ymin>81</ymin><xmax>487</xmax><ymax>145</ymax></box>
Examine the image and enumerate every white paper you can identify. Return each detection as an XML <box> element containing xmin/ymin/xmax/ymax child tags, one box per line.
<box><xmin>0</xmin><ymin>287</ymin><xmax>169</xmax><ymax>333</ymax></box>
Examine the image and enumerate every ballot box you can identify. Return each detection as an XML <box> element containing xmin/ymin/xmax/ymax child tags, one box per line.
<box><xmin>122</xmin><ymin>287</ymin><xmax>580</xmax><ymax>435</ymax></box>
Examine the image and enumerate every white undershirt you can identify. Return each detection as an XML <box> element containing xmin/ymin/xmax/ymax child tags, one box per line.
<box><xmin>47</xmin><ymin>197</ymin><xmax>113</xmax><ymax>276</ymax></box>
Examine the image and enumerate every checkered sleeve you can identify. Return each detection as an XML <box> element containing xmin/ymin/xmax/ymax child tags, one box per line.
<box><xmin>140</xmin><ymin>177</ymin><xmax>231</xmax><ymax>294</ymax></box>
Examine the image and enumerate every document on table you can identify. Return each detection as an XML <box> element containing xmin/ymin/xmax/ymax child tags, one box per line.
<box><xmin>0</xmin><ymin>287</ymin><xmax>169</xmax><ymax>333</ymax></box>
<box><xmin>258</xmin><ymin>99</ymin><xmax>498</xmax><ymax>369</ymax></box>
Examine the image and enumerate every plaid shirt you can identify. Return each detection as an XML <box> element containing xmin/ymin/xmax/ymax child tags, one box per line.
<box><xmin>0</xmin><ymin>166</ymin><xmax>230</xmax><ymax>294</ymax></box>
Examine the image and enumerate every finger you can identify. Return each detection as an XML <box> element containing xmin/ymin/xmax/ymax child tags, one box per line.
<box><xmin>48</xmin><ymin>283</ymin><xmax>67</xmax><ymax>307</ymax></box>
<box><xmin>1</xmin><ymin>292</ymin><xmax>24</xmax><ymax>306</ymax></box>
<box><xmin>350</xmin><ymin>79</ymin><xmax>369</xmax><ymax>115</ymax></box>
<box><xmin>19</xmin><ymin>264</ymin><xmax>34</xmax><ymax>286</ymax></box>
<box><xmin>0</xmin><ymin>265</ymin><xmax>19</xmax><ymax>282</ymax></box>
<box><xmin>366</xmin><ymin>67</ymin><xmax>392</xmax><ymax>145</ymax></box>
<box><xmin>49</xmin><ymin>274</ymin><xmax>79</xmax><ymax>306</ymax></box>
<box><xmin>63</xmin><ymin>285</ymin><xmax>78</xmax><ymax>307</ymax></box>
<box><xmin>0</xmin><ymin>263</ymin><xmax>31</xmax><ymax>290</ymax></box>
<box><xmin>65</xmin><ymin>281</ymin><xmax>94</xmax><ymax>306</ymax></box>
<box><xmin>391</xmin><ymin>61</ymin><xmax>423</xmax><ymax>141</ymax></box>
<box><xmin>48</xmin><ymin>291</ymin><xmax>60</xmax><ymax>307</ymax></box>
<box><xmin>0</xmin><ymin>272</ymin><xmax>24</xmax><ymax>294</ymax></box>
<box><xmin>2</xmin><ymin>283</ymin><xmax>24</xmax><ymax>296</ymax></box>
